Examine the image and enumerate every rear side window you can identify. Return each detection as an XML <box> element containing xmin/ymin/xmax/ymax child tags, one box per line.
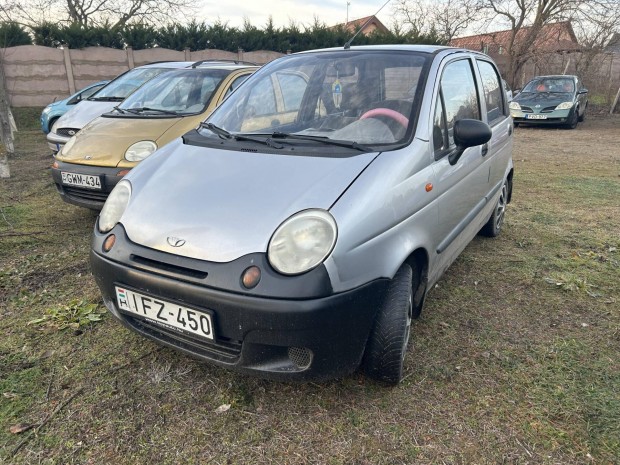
<box><xmin>433</xmin><ymin>59</ymin><xmax>480</xmax><ymax>156</ymax></box>
<box><xmin>477</xmin><ymin>60</ymin><xmax>505</xmax><ymax>124</ymax></box>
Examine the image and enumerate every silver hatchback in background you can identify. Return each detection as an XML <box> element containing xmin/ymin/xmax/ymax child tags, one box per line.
<box><xmin>91</xmin><ymin>45</ymin><xmax>514</xmax><ymax>384</ymax></box>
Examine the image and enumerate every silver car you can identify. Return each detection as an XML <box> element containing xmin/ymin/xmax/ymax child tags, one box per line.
<box><xmin>46</xmin><ymin>61</ymin><xmax>198</xmax><ymax>154</ymax></box>
<box><xmin>91</xmin><ymin>45</ymin><xmax>514</xmax><ymax>384</ymax></box>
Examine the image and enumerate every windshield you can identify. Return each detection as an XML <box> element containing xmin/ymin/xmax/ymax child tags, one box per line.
<box><xmin>118</xmin><ymin>69</ymin><xmax>229</xmax><ymax>116</ymax></box>
<box><xmin>523</xmin><ymin>77</ymin><xmax>575</xmax><ymax>94</ymax></box>
<box><xmin>202</xmin><ymin>51</ymin><xmax>430</xmax><ymax>147</ymax></box>
<box><xmin>90</xmin><ymin>67</ymin><xmax>172</xmax><ymax>100</ymax></box>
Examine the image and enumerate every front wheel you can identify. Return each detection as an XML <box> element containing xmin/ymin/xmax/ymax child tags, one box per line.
<box><xmin>363</xmin><ymin>263</ymin><xmax>413</xmax><ymax>385</ymax></box>
<box><xmin>578</xmin><ymin>104</ymin><xmax>587</xmax><ymax>122</ymax></box>
<box><xmin>480</xmin><ymin>179</ymin><xmax>509</xmax><ymax>237</ymax></box>
<box><xmin>565</xmin><ymin>108</ymin><xmax>579</xmax><ymax>129</ymax></box>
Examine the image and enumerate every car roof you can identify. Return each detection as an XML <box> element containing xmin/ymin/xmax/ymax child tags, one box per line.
<box><xmin>137</xmin><ymin>60</ymin><xmax>258</xmax><ymax>71</ymax></box>
<box><xmin>294</xmin><ymin>44</ymin><xmax>468</xmax><ymax>55</ymax></box>
<box><xmin>532</xmin><ymin>75</ymin><xmax>578</xmax><ymax>80</ymax></box>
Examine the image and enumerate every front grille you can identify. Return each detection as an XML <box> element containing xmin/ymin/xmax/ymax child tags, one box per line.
<box><xmin>520</xmin><ymin>106</ymin><xmax>533</xmax><ymax>113</ymax></box>
<box><xmin>128</xmin><ymin>316</ymin><xmax>242</xmax><ymax>363</ymax></box>
<box><xmin>63</xmin><ymin>186</ymin><xmax>109</xmax><ymax>203</ymax></box>
<box><xmin>541</xmin><ymin>106</ymin><xmax>557</xmax><ymax>113</ymax></box>
<box><xmin>131</xmin><ymin>254</ymin><xmax>208</xmax><ymax>280</ymax></box>
<box><xmin>56</xmin><ymin>128</ymin><xmax>80</xmax><ymax>137</ymax></box>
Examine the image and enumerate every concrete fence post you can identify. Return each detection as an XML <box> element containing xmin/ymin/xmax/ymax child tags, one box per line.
<box><xmin>126</xmin><ymin>47</ymin><xmax>135</xmax><ymax>69</ymax></box>
<box><xmin>184</xmin><ymin>48</ymin><xmax>191</xmax><ymax>61</ymax></box>
<box><xmin>237</xmin><ymin>48</ymin><xmax>244</xmax><ymax>62</ymax></box>
<box><xmin>63</xmin><ymin>47</ymin><xmax>76</xmax><ymax>94</ymax></box>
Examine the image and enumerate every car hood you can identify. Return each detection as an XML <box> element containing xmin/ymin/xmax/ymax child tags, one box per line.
<box><xmin>120</xmin><ymin>139</ymin><xmax>379</xmax><ymax>262</ymax></box>
<box><xmin>56</xmin><ymin>116</ymin><xmax>186</xmax><ymax>167</ymax></box>
<box><xmin>514</xmin><ymin>92</ymin><xmax>573</xmax><ymax>106</ymax></box>
<box><xmin>54</xmin><ymin>100</ymin><xmax>117</xmax><ymax>130</ymax></box>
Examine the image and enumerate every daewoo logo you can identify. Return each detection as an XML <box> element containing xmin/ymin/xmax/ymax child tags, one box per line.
<box><xmin>167</xmin><ymin>237</ymin><xmax>186</xmax><ymax>247</ymax></box>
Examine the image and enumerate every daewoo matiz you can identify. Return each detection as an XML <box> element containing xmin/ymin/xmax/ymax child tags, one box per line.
<box><xmin>91</xmin><ymin>45</ymin><xmax>514</xmax><ymax>384</ymax></box>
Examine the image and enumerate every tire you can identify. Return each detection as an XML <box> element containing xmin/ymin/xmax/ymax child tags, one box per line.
<box><xmin>47</xmin><ymin>116</ymin><xmax>59</xmax><ymax>134</ymax></box>
<box><xmin>363</xmin><ymin>263</ymin><xmax>414</xmax><ymax>385</ymax></box>
<box><xmin>513</xmin><ymin>122</ymin><xmax>519</xmax><ymax>128</ymax></box>
<box><xmin>480</xmin><ymin>178</ymin><xmax>509</xmax><ymax>237</ymax></box>
<box><xmin>565</xmin><ymin>108</ymin><xmax>579</xmax><ymax>129</ymax></box>
<box><xmin>578</xmin><ymin>104</ymin><xmax>587</xmax><ymax>122</ymax></box>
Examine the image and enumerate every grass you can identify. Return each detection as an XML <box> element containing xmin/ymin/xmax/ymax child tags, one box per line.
<box><xmin>0</xmin><ymin>110</ymin><xmax>619</xmax><ymax>464</ymax></box>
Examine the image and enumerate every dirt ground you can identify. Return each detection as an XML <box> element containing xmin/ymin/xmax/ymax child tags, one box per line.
<box><xmin>0</xmin><ymin>111</ymin><xmax>619</xmax><ymax>464</ymax></box>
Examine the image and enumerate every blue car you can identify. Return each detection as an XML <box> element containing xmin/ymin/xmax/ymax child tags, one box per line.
<box><xmin>40</xmin><ymin>81</ymin><xmax>109</xmax><ymax>133</ymax></box>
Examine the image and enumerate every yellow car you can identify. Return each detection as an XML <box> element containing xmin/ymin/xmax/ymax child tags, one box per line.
<box><xmin>51</xmin><ymin>61</ymin><xmax>257</xmax><ymax>209</ymax></box>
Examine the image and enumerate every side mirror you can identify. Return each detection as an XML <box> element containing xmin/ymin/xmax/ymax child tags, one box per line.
<box><xmin>578</xmin><ymin>88</ymin><xmax>588</xmax><ymax>94</ymax></box>
<box><xmin>449</xmin><ymin>119</ymin><xmax>492</xmax><ymax>166</ymax></box>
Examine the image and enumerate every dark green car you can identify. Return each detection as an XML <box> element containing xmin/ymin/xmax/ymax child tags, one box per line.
<box><xmin>509</xmin><ymin>75</ymin><xmax>588</xmax><ymax>129</ymax></box>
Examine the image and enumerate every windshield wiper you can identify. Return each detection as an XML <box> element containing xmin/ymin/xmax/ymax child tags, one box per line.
<box><xmin>199</xmin><ymin>122</ymin><xmax>284</xmax><ymax>149</ymax></box>
<box><xmin>270</xmin><ymin>132</ymin><xmax>369</xmax><ymax>151</ymax></box>
<box><xmin>113</xmin><ymin>105</ymin><xmax>128</xmax><ymax>114</ymax></box>
<box><xmin>88</xmin><ymin>96</ymin><xmax>124</xmax><ymax>102</ymax></box>
<box><xmin>124</xmin><ymin>107</ymin><xmax>180</xmax><ymax>116</ymax></box>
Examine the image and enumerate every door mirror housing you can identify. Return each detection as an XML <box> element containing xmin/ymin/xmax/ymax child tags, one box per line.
<box><xmin>449</xmin><ymin>119</ymin><xmax>492</xmax><ymax>166</ymax></box>
<box><xmin>578</xmin><ymin>88</ymin><xmax>588</xmax><ymax>95</ymax></box>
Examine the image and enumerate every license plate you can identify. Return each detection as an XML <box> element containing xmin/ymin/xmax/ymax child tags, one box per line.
<box><xmin>115</xmin><ymin>287</ymin><xmax>214</xmax><ymax>340</ymax></box>
<box><xmin>61</xmin><ymin>172</ymin><xmax>102</xmax><ymax>190</ymax></box>
<box><xmin>526</xmin><ymin>114</ymin><xmax>547</xmax><ymax>120</ymax></box>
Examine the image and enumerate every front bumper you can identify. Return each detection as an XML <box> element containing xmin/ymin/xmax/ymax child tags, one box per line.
<box><xmin>90</xmin><ymin>224</ymin><xmax>389</xmax><ymax>381</ymax></box>
<box><xmin>51</xmin><ymin>160</ymin><xmax>127</xmax><ymax>210</ymax></box>
<box><xmin>47</xmin><ymin>131</ymin><xmax>70</xmax><ymax>153</ymax></box>
<box><xmin>510</xmin><ymin>108</ymin><xmax>572</xmax><ymax>125</ymax></box>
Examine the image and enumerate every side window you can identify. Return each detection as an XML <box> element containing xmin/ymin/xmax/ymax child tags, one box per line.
<box><xmin>246</xmin><ymin>78</ymin><xmax>277</xmax><ymax>116</ymax></box>
<box><xmin>433</xmin><ymin>93</ymin><xmax>448</xmax><ymax>155</ymax></box>
<box><xmin>81</xmin><ymin>85</ymin><xmax>103</xmax><ymax>100</ymax></box>
<box><xmin>224</xmin><ymin>74</ymin><xmax>250</xmax><ymax>99</ymax></box>
<box><xmin>439</xmin><ymin>59</ymin><xmax>481</xmax><ymax>147</ymax></box>
<box><xmin>275</xmin><ymin>72</ymin><xmax>307</xmax><ymax>112</ymax></box>
<box><xmin>477</xmin><ymin>60</ymin><xmax>505</xmax><ymax>124</ymax></box>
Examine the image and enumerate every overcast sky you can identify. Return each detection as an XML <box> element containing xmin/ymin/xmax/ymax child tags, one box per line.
<box><xmin>195</xmin><ymin>0</ymin><xmax>394</xmax><ymax>29</ymax></box>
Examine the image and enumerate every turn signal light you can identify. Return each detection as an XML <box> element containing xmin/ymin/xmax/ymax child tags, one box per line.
<box><xmin>103</xmin><ymin>234</ymin><xmax>116</xmax><ymax>252</ymax></box>
<box><xmin>117</xmin><ymin>169</ymin><xmax>131</xmax><ymax>177</ymax></box>
<box><xmin>52</xmin><ymin>161</ymin><xmax>59</xmax><ymax>169</ymax></box>
<box><xmin>241</xmin><ymin>266</ymin><xmax>261</xmax><ymax>289</ymax></box>
<box><xmin>425</xmin><ymin>183</ymin><xmax>433</xmax><ymax>192</ymax></box>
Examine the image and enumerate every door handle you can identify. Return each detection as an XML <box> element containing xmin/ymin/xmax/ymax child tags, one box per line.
<box><xmin>481</xmin><ymin>143</ymin><xmax>489</xmax><ymax>156</ymax></box>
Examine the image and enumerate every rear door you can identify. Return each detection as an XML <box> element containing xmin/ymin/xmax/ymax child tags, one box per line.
<box><xmin>474</xmin><ymin>58</ymin><xmax>513</xmax><ymax>195</ymax></box>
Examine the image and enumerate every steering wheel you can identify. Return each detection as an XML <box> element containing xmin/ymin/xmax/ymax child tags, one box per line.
<box><xmin>360</xmin><ymin>108</ymin><xmax>409</xmax><ymax>128</ymax></box>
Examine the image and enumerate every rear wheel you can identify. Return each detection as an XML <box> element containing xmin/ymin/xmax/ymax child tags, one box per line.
<box><xmin>363</xmin><ymin>263</ymin><xmax>414</xmax><ymax>385</ymax></box>
<box><xmin>480</xmin><ymin>179</ymin><xmax>509</xmax><ymax>237</ymax></box>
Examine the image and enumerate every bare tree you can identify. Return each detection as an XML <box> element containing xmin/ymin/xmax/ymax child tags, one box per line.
<box><xmin>477</xmin><ymin>0</ymin><xmax>582</xmax><ymax>87</ymax></box>
<box><xmin>0</xmin><ymin>0</ymin><xmax>200</xmax><ymax>28</ymax></box>
<box><xmin>393</xmin><ymin>0</ymin><xmax>480</xmax><ymax>42</ymax></box>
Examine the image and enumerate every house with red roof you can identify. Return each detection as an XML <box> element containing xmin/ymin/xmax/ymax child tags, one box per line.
<box><xmin>331</xmin><ymin>15</ymin><xmax>390</xmax><ymax>36</ymax></box>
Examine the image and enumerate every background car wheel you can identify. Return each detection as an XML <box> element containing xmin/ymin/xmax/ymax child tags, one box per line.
<box><xmin>363</xmin><ymin>263</ymin><xmax>414</xmax><ymax>385</ymax></box>
<box><xmin>47</xmin><ymin>116</ymin><xmax>59</xmax><ymax>134</ymax></box>
<box><xmin>480</xmin><ymin>179</ymin><xmax>509</xmax><ymax>237</ymax></box>
<box><xmin>566</xmin><ymin>109</ymin><xmax>579</xmax><ymax>129</ymax></box>
<box><xmin>578</xmin><ymin>104</ymin><xmax>587</xmax><ymax>122</ymax></box>
<box><xmin>513</xmin><ymin>122</ymin><xmax>519</xmax><ymax>128</ymax></box>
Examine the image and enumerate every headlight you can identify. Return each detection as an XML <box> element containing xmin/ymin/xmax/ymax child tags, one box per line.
<box><xmin>268</xmin><ymin>209</ymin><xmax>337</xmax><ymax>275</ymax></box>
<box><xmin>509</xmin><ymin>102</ymin><xmax>521</xmax><ymax>110</ymax></box>
<box><xmin>124</xmin><ymin>141</ymin><xmax>157</xmax><ymax>162</ymax></box>
<box><xmin>555</xmin><ymin>102</ymin><xmax>573</xmax><ymax>110</ymax></box>
<box><xmin>98</xmin><ymin>180</ymin><xmax>131</xmax><ymax>233</ymax></box>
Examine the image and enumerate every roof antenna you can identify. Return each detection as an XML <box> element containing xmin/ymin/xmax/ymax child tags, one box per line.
<box><xmin>344</xmin><ymin>0</ymin><xmax>391</xmax><ymax>50</ymax></box>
